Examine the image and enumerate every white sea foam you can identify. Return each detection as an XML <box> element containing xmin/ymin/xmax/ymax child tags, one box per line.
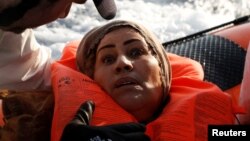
<box><xmin>33</xmin><ymin>0</ymin><xmax>250</xmax><ymax>59</ymax></box>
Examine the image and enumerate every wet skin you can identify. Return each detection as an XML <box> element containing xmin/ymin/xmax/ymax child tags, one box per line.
<box><xmin>94</xmin><ymin>27</ymin><xmax>163</xmax><ymax>122</ymax></box>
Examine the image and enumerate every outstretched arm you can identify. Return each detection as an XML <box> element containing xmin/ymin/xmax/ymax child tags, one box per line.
<box><xmin>0</xmin><ymin>0</ymin><xmax>116</xmax><ymax>33</ymax></box>
<box><xmin>0</xmin><ymin>0</ymin><xmax>87</xmax><ymax>33</ymax></box>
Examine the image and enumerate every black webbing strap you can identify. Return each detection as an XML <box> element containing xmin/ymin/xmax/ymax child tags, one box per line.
<box><xmin>164</xmin><ymin>35</ymin><xmax>246</xmax><ymax>90</ymax></box>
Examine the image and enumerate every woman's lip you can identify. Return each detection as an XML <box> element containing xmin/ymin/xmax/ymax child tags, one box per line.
<box><xmin>114</xmin><ymin>77</ymin><xmax>139</xmax><ymax>88</ymax></box>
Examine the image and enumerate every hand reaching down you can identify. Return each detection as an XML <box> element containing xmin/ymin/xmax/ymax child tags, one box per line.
<box><xmin>61</xmin><ymin>100</ymin><xmax>150</xmax><ymax>141</ymax></box>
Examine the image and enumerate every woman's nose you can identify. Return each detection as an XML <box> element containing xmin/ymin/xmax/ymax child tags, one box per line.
<box><xmin>115</xmin><ymin>56</ymin><xmax>133</xmax><ymax>73</ymax></box>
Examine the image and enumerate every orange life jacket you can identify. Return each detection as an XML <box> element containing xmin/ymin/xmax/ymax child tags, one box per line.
<box><xmin>50</xmin><ymin>40</ymin><xmax>243</xmax><ymax>141</ymax></box>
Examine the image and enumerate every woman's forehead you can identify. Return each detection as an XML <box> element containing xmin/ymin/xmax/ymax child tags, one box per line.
<box><xmin>103</xmin><ymin>27</ymin><xmax>145</xmax><ymax>41</ymax></box>
<box><xmin>107</xmin><ymin>26</ymin><xmax>140</xmax><ymax>35</ymax></box>
<box><xmin>99</xmin><ymin>27</ymin><xmax>146</xmax><ymax>45</ymax></box>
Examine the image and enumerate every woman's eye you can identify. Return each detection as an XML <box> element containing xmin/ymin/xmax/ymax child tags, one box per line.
<box><xmin>129</xmin><ymin>48</ymin><xmax>144</xmax><ymax>58</ymax></box>
<box><xmin>102</xmin><ymin>55</ymin><xmax>115</xmax><ymax>65</ymax></box>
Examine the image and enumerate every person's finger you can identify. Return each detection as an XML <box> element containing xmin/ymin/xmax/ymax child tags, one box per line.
<box><xmin>73</xmin><ymin>100</ymin><xmax>95</xmax><ymax>125</ymax></box>
<box><xmin>105</xmin><ymin>122</ymin><xmax>147</xmax><ymax>133</ymax></box>
<box><xmin>61</xmin><ymin>120</ymin><xmax>91</xmax><ymax>141</ymax></box>
<box><xmin>93</xmin><ymin>0</ymin><xmax>117</xmax><ymax>20</ymax></box>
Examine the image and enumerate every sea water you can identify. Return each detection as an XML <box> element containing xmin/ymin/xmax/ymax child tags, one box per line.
<box><xmin>33</xmin><ymin>0</ymin><xmax>250</xmax><ymax>59</ymax></box>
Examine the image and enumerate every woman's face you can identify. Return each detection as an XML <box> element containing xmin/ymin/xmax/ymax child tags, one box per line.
<box><xmin>94</xmin><ymin>27</ymin><xmax>163</xmax><ymax>122</ymax></box>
